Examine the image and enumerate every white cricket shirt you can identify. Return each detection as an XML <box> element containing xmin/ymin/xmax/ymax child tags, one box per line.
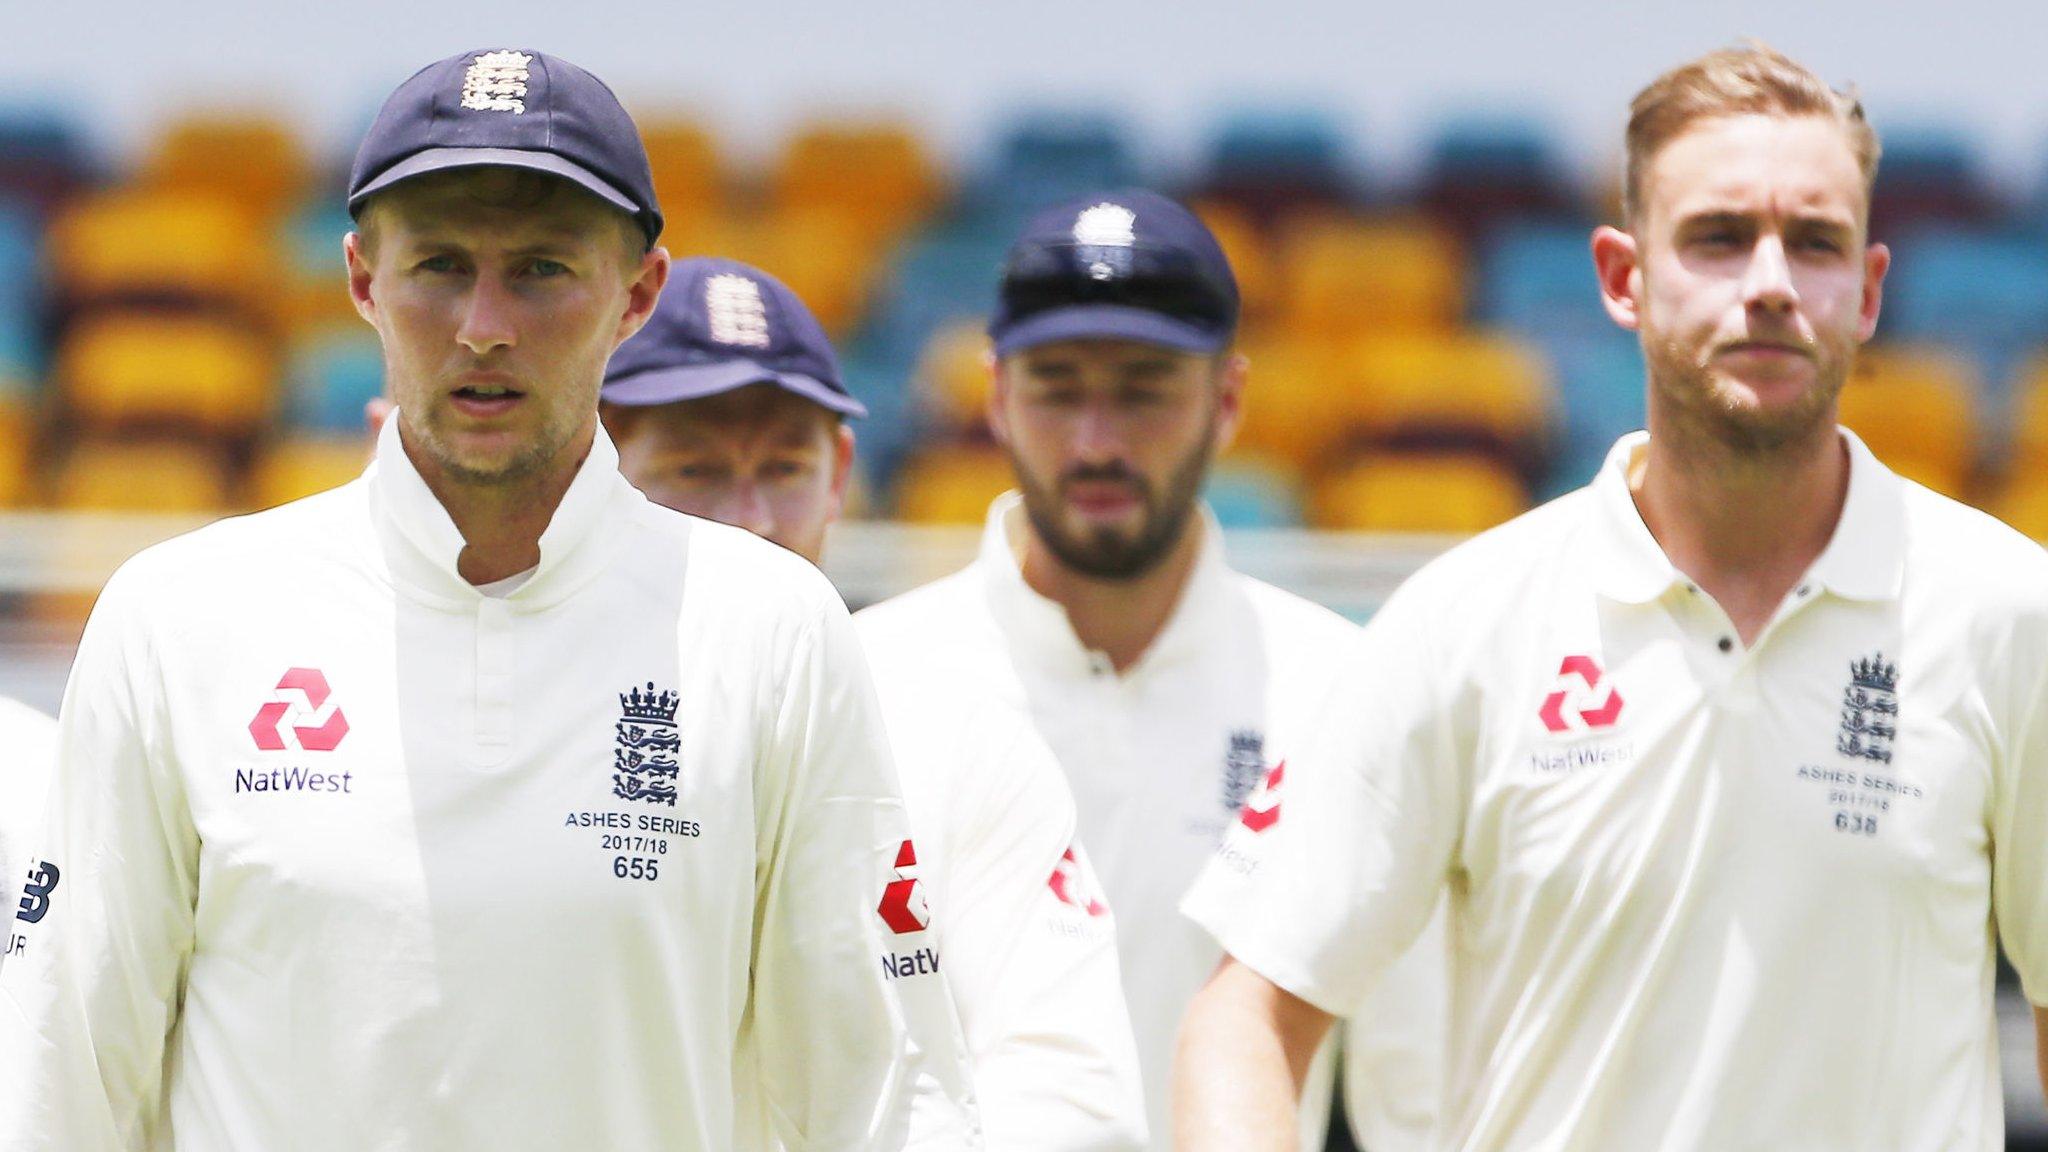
<box><xmin>0</xmin><ymin>696</ymin><xmax>56</xmax><ymax>967</ymax></box>
<box><xmin>856</xmin><ymin>644</ymin><xmax>1149</xmax><ymax>1152</ymax></box>
<box><xmin>856</xmin><ymin>493</ymin><xmax>1446</xmax><ymax>1152</ymax></box>
<box><xmin>0</xmin><ymin>417</ymin><xmax>964</xmax><ymax>1151</ymax></box>
<box><xmin>1185</xmin><ymin>429</ymin><xmax>2048</xmax><ymax>1151</ymax></box>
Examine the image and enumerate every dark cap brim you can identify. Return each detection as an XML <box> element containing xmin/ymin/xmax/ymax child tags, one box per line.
<box><xmin>991</xmin><ymin>303</ymin><xmax>1231</xmax><ymax>358</ymax></box>
<box><xmin>601</xmin><ymin>359</ymin><xmax>867</xmax><ymax>419</ymax></box>
<box><xmin>349</xmin><ymin>146</ymin><xmax>641</xmax><ymax>220</ymax></box>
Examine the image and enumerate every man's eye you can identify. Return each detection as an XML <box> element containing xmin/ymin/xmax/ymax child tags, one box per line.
<box><xmin>417</xmin><ymin>255</ymin><xmax>462</xmax><ymax>273</ymax></box>
<box><xmin>528</xmin><ymin>259</ymin><xmax>570</xmax><ymax>277</ymax></box>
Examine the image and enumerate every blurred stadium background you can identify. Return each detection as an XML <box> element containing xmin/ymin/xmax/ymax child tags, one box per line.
<box><xmin>1</xmin><ymin>1</ymin><xmax>2045</xmax><ymax>1144</ymax></box>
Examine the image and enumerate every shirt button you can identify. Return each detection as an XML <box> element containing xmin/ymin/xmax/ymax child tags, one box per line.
<box><xmin>1717</xmin><ymin>636</ymin><xmax>1734</xmax><ymax>653</ymax></box>
<box><xmin>1797</xmin><ymin>585</ymin><xmax>1812</xmax><ymax>597</ymax></box>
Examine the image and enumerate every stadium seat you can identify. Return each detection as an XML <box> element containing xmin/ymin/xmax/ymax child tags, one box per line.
<box><xmin>892</xmin><ymin>444</ymin><xmax>1013</xmax><ymax>525</ymax></box>
<box><xmin>637</xmin><ymin>116</ymin><xmax>724</xmax><ymax>233</ymax></box>
<box><xmin>0</xmin><ymin>105</ymin><xmax>91</xmax><ymax>213</ymax></box>
<box><xmin>1882</xmin><ymin>230</ymin><xmax>2048</xmax><ymax>416</ymax></box>
<box><xmin>142</xmin><ymin>114</ymin><xmax>311</xmax><ymax>223</ymax></box>
<box><xmin>1336</xmin><ymin>331</ymin><xmax>1556</xmax><ymax>473</ymax></box>
<box><xmin>253</xmin><ymin>434</ymin><xmax>370</xmax><ymax>508</ymax></box>
<box><xmin>913</xmin><ymin>320</ymin><xmax>992</xmax><ymax>434</ymax></box>
<box><xmin>1418</xmin><ymin>114</ymin><xmax>1579</xmax><ymax>238</ymax></box>
<box><xmin>1231</xmin><ymin>335</ymin><xmax>1347</xmax><ymax>468</ymax></box>
<box><xmin>968</xmin><ymin>110</ymin><xmax>1140</xmax><ymax>225</ymax></box>
<box><xmin>48</xmin><ymin>438</ymin><xmax>237</xmax><ymax>513</ymax></box>
<box><xmin>47</xmin><ymin>190</ymin><xmax>279</xmax><ymax>319</ymax></box>
<box><xmin>0</xmin><ymin>398</ymin><xmax>33</xmax><ymax>506</ymax></box>
<box><xmin>1205</xmin><ymin>454</ymin><xmax>1304</xmax><ymax>528</ymax></box>
<box><xmin>1472</xmin><ymin>221</ymin><xmax>1607</xmax><ymax>341</ymax></box>
<box><xmin>284</xmin><ymin>323</ymin><xmax>384</xmax><ymax>432</ymax></box>
<box><xmin>58</xmin><ymin>314</ymin><xmax>277</xmax><ymax>435</ymax></box>
<box><xmin>1991</xmin><ymin>467</ymin><xmax>2048</xmax><ymax>542</ymax></box>
<box><xmin>1542</xmin><ymin>333</ymin><xmax>1645</xmax><ymax>498</ymax></box>
<box><xmin>1837</xmin><ymin>345</ymin><xmax>1977</xmax><ymax>497</ymax></box>
<box><xmin>282</xmin><ymin>201</ymin><xmax>364</xmax><ymax>331</ymax></box>
<box><xmin>1309</xmin><ymin>451</ymin><xmax>1528</xmax><ymax>533</ymax></box>
<box><xmin>2011</xmin><ymin>355</ymin><xmax>2048</xmax><ymax>468</ymax></box>
<box><xmin>1198</xmin><ymin>107</ymin><xmax>1359</xmax><ymax>224</ymax></box>
<box><xmin>1869</xmin><ymin>124</ymin><xmax>1999</xmax><ymax>237</ymax></box>
<box><xmin>1192</xmin><ymin>200</ymin><xmax>1279</xmax><ymax>323</ymax></box>
<box><xmin>1276</xmin><ymin>215</ymin><xmax>1464</xmax><ymax>339</ymax></box>
<box><xmin>773</xmin><ymin>121</ymin><xmax>941</xmax><ymax>241</ymax></box>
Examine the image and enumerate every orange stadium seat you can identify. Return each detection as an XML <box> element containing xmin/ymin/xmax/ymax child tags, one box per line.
<box><xmin>914</xmin><ymin>321</ymin><xmax>992</xmax><ymax>433</ymax></box>
<box><xmin>660</xmin><ymin>206</ymin><xmax>878</xmax><ymax>338</ymax></box>
<box><xmin>58</xmin><ymin>314</ymin><xmax>278</xmax><ymax>435</ymax></box>
<box><xmin>253</xmin><ymin>435</ymin><xmax>371</xmax><ymax>509</ymax></box>
<box><xmin>1276</xmin><ymin>214</ymin><xmax>1464</xmax><ymax>339</ymax></box>
<box><xmin>1192</xmin><ymin>200</ymin><xmax>1279</xmax><ymax>323</ymax></box>
<box><xmin>0</xmin><ymin>400</ymin><xmax>34</xmax><ymax>507</ymax></box>
<box><xmin>142</xmin><ymin>114</ymin><xmax>311</xmax><ymax>223</ymax></box>
<box><xmin>1229</xmin><ymin>334</ymin><xmax>1348</xmax><ymax>468</ymax></box>
<box><xmin>893</xmin><ymin>445</ymin><xmax>1013</xmax><ymax>525</ymax></box>
<box><xmin>773</xmin><ymin>121</ymin><xmax>941</xmax><ymax>240</ymax></box>
<box><xmin>1992</xmin><ymin>469</ymin><xmax>2048</xmax><ymax>542</ymax></box>
<box><xmin>2013</xmin><ymin>355</ymin><xmax>2048</xmax><ymax>469</ymax></box>
<box><xmin>638</xmin><ymin>116</ymin><xmax>725</xmax><ymax>235</ymax></box>
<box><xmin>49</xmin><ymin>439</ymin><xmax>237</xmax><ymax>513</ymax></box>
<box><xmin>47</xmin><ymin>190</ymin><xmax>280</xmax><ymax>318</ymax></box>
<box><xmin>1308</xmin><ymin>451</ymin><xmax>1529</xmax><ymax>533</ymax></box>
<box><xmin>1837</xmin><ymin>345</ymin><xmax>1975</xmax><ymax>498</ymax></box>
<box><xmin>1336</xmin><ymin>331</ymin><xmax>1555</xmax><ymax>465</ymax></box>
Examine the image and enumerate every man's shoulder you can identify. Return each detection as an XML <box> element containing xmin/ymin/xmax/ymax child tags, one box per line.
<box><xmin>102</xmin><ymin>483</ymin><xmax>372</xmax><ymax>607</ymax></box>
<box><xmin>633</xmin><ymin>503</ymin><xmax>849</xmax><ymax>620</ymax></box>
<box><xmin>853</xmin><ymin>565</ymin><xmax>989</xmax><ymax>648</ymax></box>
<box><xmin>1371</xmin><ymin>487</ymin><xmax>1598</xmax><ymax>622</ymax></box>
<box><xmin>0</xmin><ymin>694</ymin><xmax>55</xmax><ymax>745</ymax></box>
<box><xmin>1899</xmin><ymin>481</ymin><xmax>2048</xmax><ymax>613</ymax></box>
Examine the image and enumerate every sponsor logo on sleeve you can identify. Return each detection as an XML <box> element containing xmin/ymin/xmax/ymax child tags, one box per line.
<box><xmin>1047</xmin><ymin>845</ymin><xmax>1109</xmax><ymax>916</ymax></box>
<box><xmin>1237</xmin><ymin>760</ymin><xmax>1285</xmax><ymax>833</ymax></box>
<box><xmin>878</xmin><ymin>839</ymin><xmax>939</xmax><ymax>979</ymax></box>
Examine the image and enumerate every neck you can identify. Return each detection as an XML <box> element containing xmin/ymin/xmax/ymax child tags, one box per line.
<box><xmin>403</xmin><ymin>424</ymin><xmax>593</xmax><ymax>586</ymax></box>
<box><xmin>1633</xmin><ymin>407</ymin><xmax>1848</xmax><ymax>643</ymax></box>
<box><xmin>1014</xmin><ymin>507</ymin><xmax>1205</xmax><ymax>672</ymax></box>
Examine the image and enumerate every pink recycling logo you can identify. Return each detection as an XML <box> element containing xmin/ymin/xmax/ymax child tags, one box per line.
<box><xmin>248</xmin><ymin>667</ymin><xmax>351</xmax><ymax>753</ymax></box>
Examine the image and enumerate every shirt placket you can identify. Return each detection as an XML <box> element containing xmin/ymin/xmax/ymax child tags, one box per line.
<box><xmin>474</xmin><ymin>598</ymin><xmax>515</xmax><ymax>768</ymax></box>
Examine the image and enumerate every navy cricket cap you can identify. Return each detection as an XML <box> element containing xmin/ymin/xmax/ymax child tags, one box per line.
<box><xmin>602</xmin><ymin>257</ymin><xmax>866</xmax><ymax>418</ymax></box>
<box><xmin>348</xmin><ymin>49</ymin><xmax>663</xmax><ymax>247</ymax></box>
<box><xmin>988</xmin><ymin>189</ymin><xmax>1239</xmax><ymax>358</ymax></box>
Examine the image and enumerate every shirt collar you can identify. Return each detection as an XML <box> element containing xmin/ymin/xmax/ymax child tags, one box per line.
<box><xmin>1585</xmin><ymin>426</ymin><xmax>1906</xmax><ymax>605</ymax></box>
<box><xmin>365</xmin><ymin>410</ymin><xmax>640</xmax><ymax>607</ymax></box>
<box><xmin>975</xmin><ymin>490</ymin><xmax>1234</xmax><ymax>678</ymax></box>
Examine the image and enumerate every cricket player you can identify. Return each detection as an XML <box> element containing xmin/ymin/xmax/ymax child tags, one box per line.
<box><xmin>853</xmin><ymin>189</ymin><xmax>1446</xmax><ymax>1151</ymax></box>
<box><xmin>0</xmin><ymin>696</ymin><xmax>55</xmax><ymax>967</ymax></box>
<box><xmin>1175</xmin><ymin>44</ymin><xmax>2048</xmax><ymax>1151</ymax></box>
<box><xmin>0</xmin><ymin>50</ymin><xmax>958</xmax><ymax>1151</ymax></box>
<box><xmin>600</xmin><ymin>254</ymin><xmax>1149</xmax><ymax>1150</ymax></box>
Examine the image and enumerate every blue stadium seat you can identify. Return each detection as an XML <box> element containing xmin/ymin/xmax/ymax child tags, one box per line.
<box><xmin>1420</xmin><ymin>114</ymin><xmax>1579</xmax><ymax>237</ymax></box>
<box><xmin>1540</xmin><ymin>333</ymin><xmax>1645</xmax><ymax>499</ymax></box>
<box><xmin>1198</xmin><ymin>107</ymin><xmax>1360</xmax><ymax>223</ymax></box>
<box><xmin>285</xmin><ymin>326</ymin><xmax>384</xmax><ymax>432</ymax></box>
<box><xmin>1871</xmin><ymin>124</ymin><xmax>1997</xmax><ymax>235</ymax></box>
<box><xmin>0</xmin><ymin>105</ymin><xmax>91</xmax><ymax>212</ymax></box>
<box><xmin>1471</xmin><ymin>222</ymin><xmax>1605</xmax><ymax>340</ymax></box>
<box><xmin>1882</xmin><ymin>229</ymin><xmax>2048</xmax><ymax>422</ymax></box>
<box><xmin>1205</xmin><ymin>457</ymin><xmax>1303</xmax><ymax>528</ymax></box>
<box><xmin>967</xmin><ymin>111</ymin><xmax>1140</xmax><ymax>225</ymax></box>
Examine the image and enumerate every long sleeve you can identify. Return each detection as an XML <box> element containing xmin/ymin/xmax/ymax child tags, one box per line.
<box><xmin>0</xmin><ymin>563</ymin><xmax>199</xmax><ymax>1152</ymax></box>
<box><xmin>748</xmin><ymin>590</ymin><xmax>961</xmax><ymax>1151</ymax></box>
<box><xmin>941</xmin><ymin>717</ymin><xmax>1147</xmax><ymax>1152</ymax></box>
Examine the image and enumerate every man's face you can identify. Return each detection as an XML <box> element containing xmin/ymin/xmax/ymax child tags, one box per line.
<box><xmin>1597</xmin><ymin>113</ymin><xmax>1888</xmax><ymax>453</ymax></box>
<box><xmin>608</xmin><ymin>384</ymin><xmax>854</xmax><ymax>566</ymax></box>
<box><xmin>991</xmin><ymin>338</ymin><xmax>1242</xmax><ymax>581</ymax></box>
<box><xmin>345</xmin><ymin>169</ymin><xmax>666</xmax><ymax>490</ymax></box>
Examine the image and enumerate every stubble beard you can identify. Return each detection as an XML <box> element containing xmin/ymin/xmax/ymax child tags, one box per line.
<box><xmin>1642</xmin><ymin>323</ymin><xmax>1849</xmax><ymax>458</ymax></box>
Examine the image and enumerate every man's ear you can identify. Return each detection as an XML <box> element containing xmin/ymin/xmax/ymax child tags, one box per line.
<box><xmin>1213</xmin><ymin>351</ymin><xmax>1248</xmax><ymax>456</ymax></box>
<box><xmin>985</xmin><ymin>351</ymin><xmax>1012</xmax><ymax>446</ymax></box>
<box><xmin>345</xmin><ymin>232</ymin><xmax>378</xmax><ymax>329</ymax></box>
<box><xmin>615</xmin><ymin>245</ymin><xmax>672</xmax><ymax>347</ymax></box>
<box><xmin>828</xmin><ymin>422</ymin><xmax>857</xmax><ymax>522</ymax></box>
<box><xmin>1591</xmin><ymin>225</ymin><xmax>1643</xmax><ymax>333</ymax></box>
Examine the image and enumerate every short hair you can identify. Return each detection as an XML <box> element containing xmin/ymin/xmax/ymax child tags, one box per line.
<box><xmin>1623</xmin><ymin>43</ymin><xmax>1881</xmax><ymax>225</ymax></box>
<box><xmin>355</xmin><ymin>167</ymin><xmax>646</xmax><ymax>268</ymax></box>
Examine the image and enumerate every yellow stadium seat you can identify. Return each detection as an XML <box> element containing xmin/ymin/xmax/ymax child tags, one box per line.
<box><xmin>58</xmin><ymin>314</ymin><xmax>277</xmax><ymax>435</ymax></box>
<box><xmin>1838</xmin><ymin>346</ymin><xmax>1975</xmax><ymax>498</ymax></box>
<box><xmin>2013</xmin><ymin>355</ymin><xmax>2048</xmax><ymax>469</ymax></box>
<box><xmin>773</xmin><ymin>122</ymin><xmax>940</xmax><ymax>240</ymax></box>
<box><xmin>1309</xmin><ymin>452</ymin><xmax>1529</xmax><ymax>533</ymax></box>
<box><xmin>253</xmin><ymin>435</ymin><xmax>371</xmax><ymax>509</ymax></box>
<box><xmin>49</xmin><ymin>439</ymin><xmax>237</xmax><ymax>513</ymax></box>
<box><xmin>143</xmin><ymin>115</ymin><xmax>310</xmax><ymax>223</ymax></box>
<box><xmin>660</xmin><ymin>207</ymin><xmax>878</xmax><ymax>338</ymax></box>
<box><xmin>1337</xmin><ymin>332</ymin><xmax>1554</xmax><ymax>458</ymax></box>
<box><xmin>916</xmin><ymin>321</ymin><xmax>992</xmax><ymax>433</ymax></box>
<box><xmin>894</xmin><ymin>445</ymin><xmax>1013</xmax><ymax>525</ymax></box>
<box><xmin>1231</xmin><ymin>333</ymin><xmax>1348</xmax><ymax>468</ymax></box>
<box><xmin>48</xmin><ymin>190</ymin><xmax>280</xmax><ymax>317</ymax></box>
<box><xmin>639</xmin><ymin>117</ymin><xmax>725</xmax><ymax>236</ymax></box>
<box><xmin>1993</xmin><ymin>469</ymin><xmax>2048</xmax><ymax>543</ymax></box>
<box><xmin>0</xmin><ymin>400</ymin><xmax>34</xmax><ymax>507</ymax></box>
<box><xmin>1193</xmin><ymin>201</ymin><xmax>1278</xmax><ymax>323</ymax></box>
<box><xmin>1277</xmin><ymin>214</ymin><xmax>1463</xmax><ymax>339</ymax></box>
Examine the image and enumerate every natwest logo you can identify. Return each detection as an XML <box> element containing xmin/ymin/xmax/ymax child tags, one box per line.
<box><xmin>1046</xmin><ymin>845</ymin><xmax>1110</xmax><ymax>917</ymax></box>
<box><xmin>877</xmin><ymin>839</ymin><xmax>931</xmax><ymax>935</ymax></box>
<box><xmin>1538</xmin><ymin>655</ymin><xmax>1625</xmax><ymax>734</ymax></box>
<box><xmin>249</xmin><ymin>668</ymin><xmax>350</xmax><ymax>753</ymax></box>
<box><xmin>1238</xmin><ymin>760</ymin><xmax>1286</xmax><ymax>833</ymax></box>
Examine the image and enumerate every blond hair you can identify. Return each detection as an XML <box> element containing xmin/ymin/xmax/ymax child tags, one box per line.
<box><xmin>1623</xmin><ymin>43</ymin><xmax>1880</xmax><ymax>224</ymax></box>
